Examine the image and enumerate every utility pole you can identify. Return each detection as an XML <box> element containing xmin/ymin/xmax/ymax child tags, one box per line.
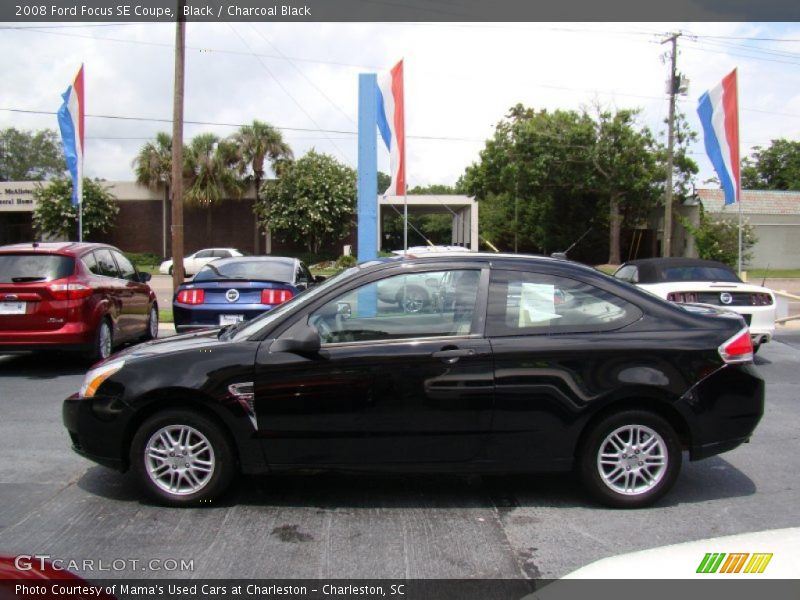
<box><xmin>662</xmin><ymin>32</ymin><xmax>681</xmax><ymax>258</ymax></box>
<box><xmin>171</xmin><ymin>2</ymin><xmax>186</xmax><ymax>291</ymax></box>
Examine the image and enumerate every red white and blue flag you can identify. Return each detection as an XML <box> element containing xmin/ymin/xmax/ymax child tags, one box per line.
<box><xmin>57</xmin><ymin>64</ymin><xmax>85</xmax><ymax>207</ymax></box>
<box><xmin>697</xmin><ymin>68</ymin><xmax>740</xmax><ymax>205</ymax></box>
<box><xmin>376</xmin><ymin>60</ymin><xmax>405</xmax><ymax>196</ymax></box>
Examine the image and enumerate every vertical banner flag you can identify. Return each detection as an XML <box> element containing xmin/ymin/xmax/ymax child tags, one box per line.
<box><xmin>376</xmin><ymin>60</ymin><xmax>405</xmax><ymax>196</ymax></box>
<box><xmin>697</xmin><ymin>68</ymin><xmax>740</xmax><ymax>205</ymax></box>
<box><xmin>57</xmin><ymin>64</ymin><xmax>85</xmax><ymax>207</ymax></box>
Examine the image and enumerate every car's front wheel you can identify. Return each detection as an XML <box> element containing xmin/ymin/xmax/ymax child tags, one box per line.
<box><xmin>130</xmin><ymin>410</ymin><xmax>236</xmax><ymax>506</ymax></box>
<box><xmin>578</xmin><ymin>410</ymin><xmax>681</xmax><ymax>508</ymax></box>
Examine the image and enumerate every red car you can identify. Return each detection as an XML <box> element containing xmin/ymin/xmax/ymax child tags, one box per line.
<box><xmin>0</xmin><ymin>242</ymin><xmax>158</xmax><ymax>361</ymax></box>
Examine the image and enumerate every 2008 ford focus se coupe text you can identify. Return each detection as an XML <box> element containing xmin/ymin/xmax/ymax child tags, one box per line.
<box><xmin>63</xmin><ymin>254</ymin><xmax>764</xmax><ymax>508</ymax></box>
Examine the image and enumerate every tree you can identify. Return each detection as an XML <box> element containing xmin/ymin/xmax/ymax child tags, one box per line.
<box><xmin>256</xmin><ymin>150</ymin><xmax>356</xmax><ymax>255</ymax></box>
<box><xmin>184</xmin><ymin>133</ymin><xmax>245</xmax><ymax>238</ymax></box>
<box><xmin>679</xmin><ymin>204</ymin><xmax>756</xmax><ymax>268</ymax></box>
<box><xmin>0</xmin><ymin>128</ymin><xmax>65</xmax><ymax>181</ymax></box>
<box><xmin>231</xmin><ymin>120</ymin><xmax>293</xmax><ymax>253</ymax></box>
<box><xmin>461</xmin><ymin>104</ymin><xmax>603</xmax><ymax>259</ymax></box>
<box><xmin>592</xmin><ymin>108</ymin><xmax>663</xmax><ymax>264</ymax></box>
<box><xmin>132</xmin><ymin>132</ymin><xmax>175</xmax><ymax>257</ymax></box>
<box><xmin>741</xmin><ymin>139</ymin><xmax>800</xmax><ymax>190</ymax></box>
<box><xmin>32</xmin><ymin>178</ymin><xmax>119</xmax><ymax>240</ymax></box>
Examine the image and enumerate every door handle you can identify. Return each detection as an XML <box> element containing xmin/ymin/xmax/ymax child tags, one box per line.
<box><xmin>432</xmin><ymin>348</ymin><xmax>475</xmax><ymax>363</ymax></box>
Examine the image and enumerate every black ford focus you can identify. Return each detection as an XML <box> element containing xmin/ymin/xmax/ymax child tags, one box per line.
<box><xmin>63</xmin><ymin>254</ymin><xmax>764</xmax><ymax>508</ymax></box>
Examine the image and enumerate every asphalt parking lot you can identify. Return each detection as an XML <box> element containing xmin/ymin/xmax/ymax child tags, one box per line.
<box><xmin>0</xmin><ymin>334</ymin><xmax>798</xmax><ymax>581</ymax></box>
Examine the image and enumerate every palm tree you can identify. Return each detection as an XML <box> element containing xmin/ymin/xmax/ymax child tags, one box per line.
<box><xmin>132</xmin><ymin>132</ymin><xmax>173</xmax><ymax>258</ymax></box>
<box><xmin>184</xmin><ymin>133</ymin><xmax>245</xmax><ymax>239</ymax></box>
<box><xmin>231</xmin><ymin>120</ymin><xmax>292</xmax><ymax>254</ymax></box>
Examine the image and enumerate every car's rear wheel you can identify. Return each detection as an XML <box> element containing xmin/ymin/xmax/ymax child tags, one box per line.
<box><xmin>579</xmin><ymin>410</ymin><xmax>681</xmax><ymax>508</ymax></box>
<box><xmin>130</xmin><ymin>410</ymin><xmax>235</xmax><ymax>506</ymax></box>
<box><xmin>143</xmin><ymin>305</ymin><xmax>158</xmax><ymax>341</ymax></box>
<box><xmin>85</xmin><ymin>318</ymin><xmax>113</xmax><ymax>363</ymax></box>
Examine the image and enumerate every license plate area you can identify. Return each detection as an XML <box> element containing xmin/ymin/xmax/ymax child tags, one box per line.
<box><xmin>0</xmin><ymin>302</ymin><xmax>26</xmax><ymax>315</ymax></box>
<box><xmin>219</xmin><ymin>314</ymin><xmax>244</xmax><ymax>326</ymax></box>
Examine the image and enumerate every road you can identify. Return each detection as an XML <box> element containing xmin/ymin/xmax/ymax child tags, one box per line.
<box><xmin>0</xmin><ymin>336</ymin><xmax>798</xmax><ymax>581</ymax></box>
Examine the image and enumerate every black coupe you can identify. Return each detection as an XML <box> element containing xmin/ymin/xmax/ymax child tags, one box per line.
<box><xmin>64</xmin><ymin>254</ymin><xmax>764</xmax><ymax>508</ymax></box>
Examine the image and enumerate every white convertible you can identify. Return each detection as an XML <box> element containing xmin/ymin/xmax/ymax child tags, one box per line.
<box><xmin>613</xmin><ymin>257</ymin><xmax>775</xmax><ymax>351</ymax></box>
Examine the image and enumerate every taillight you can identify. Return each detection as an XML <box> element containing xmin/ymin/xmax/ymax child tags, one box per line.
<box><xmin>718</xmin><ymin>327</ymin><xmax>754</xmax><ymax>364</ymax></box>
<box><xmin>176</xmin><ymin>289</ymin><xmax>205</xmax><ymax>304</ymax></box>
<box><xmin>750</xmin><ymin>293</ymin><xmax>773</xmax><ymax>306</ymax></box>
<box><xmin>48</xmin><ymin>278</ymin><xmax>92</xmax><ymax>300</ymax></box>
<box><xmin>667</xmin><ymin>292</ymin><xmax>698</xmax><ymax>303</ymax></box>
<box><xmin>260</xmin><ymin>289</ymin><xmax>293</xmax><ymax>305</ymax></box>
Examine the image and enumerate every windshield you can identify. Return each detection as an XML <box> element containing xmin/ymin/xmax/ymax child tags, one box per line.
<box><xmin>194</xmin><ymin>260</ymin><xmax>294</xmax><ymax>282</ymax></box>
<box><xmin>227</xmin><ymin>266</ymin><xmax>360</xmax><ymax>340</ymax></box>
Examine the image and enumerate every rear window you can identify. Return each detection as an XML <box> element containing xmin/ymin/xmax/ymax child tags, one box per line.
<box><xmin>659</xmin><ymin>266</ymin><xmax>740</xmax><ymax>283</ymax></box>
<box><xmin>0</xmin><ymin>254</ymin><xmax>75</xmax><ymax>283</ymax></box>
<box><xmin>193</xmin><ymin>260</ymin><xmax>294</xmax><ymax>283</ymax></box>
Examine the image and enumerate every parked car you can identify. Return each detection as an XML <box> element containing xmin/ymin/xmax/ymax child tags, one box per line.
<box><xmin>159</xmin><ymin>248</ymin><xmax>244</xmax><ymax>276</ymax></box>
<box><xmin>173</xmin><ymin>256</ymin><xmax>320</xmax><ymax>333</ymax></box>
<box><xmin>0</xmin><ymin>242</ymin><xmax>158</xmax><ymax>361</ymax></box>
<box><xmin>64</xmin><ymin>253</ymin><xmax>763</xmax><ymax>508</ymax></box>
<box><xmin>613</xmin><ymin>257</ymin><xmax>776</xmax><ymax>350</ymax></box>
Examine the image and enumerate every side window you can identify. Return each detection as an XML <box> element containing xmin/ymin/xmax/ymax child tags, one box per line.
<box><xmin>94</xmin><ymin>249</ymin><xmax>120</xmax><ymax>278</ymax></box>
<box><xmin>308</xmin><ymin>269</ymin><xmax>480</xmax><ymax>344</ymax></box>
<box><xmin>81</xmin><ymin>252</ymin><xmax>101</xmax><ymax>276</ymax></box>
<box><xmin>214</xmin><ymin>250</ymin><xmax>231</xmax><ymax>258</ymax></box>
<box><xmin>195</xmin><ymin>250</ymin><xmax>213</xmax><ymax>259</ymax></box>
<box><xmin>296</xmin><ymin>264</ymin><xmax>309</xmax><ymax>284</ymax></box>
<box><xmin>615</xmin><ymin>265</ymin><xmax>638</xmax><ymax>283</ymax></box>
<box><xmin>487</xmin><ymin>270</ymin><xmax>641</xmax><ymax>337</ymax></box>
<box><xmin>112</xmin><ymin>250</ymin><xmax>137</xmax><ymax>281</ymax></box>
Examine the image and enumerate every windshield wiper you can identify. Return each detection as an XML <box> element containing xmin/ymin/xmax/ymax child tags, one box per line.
<box><xmin>11</xmin><ymin>276</ymin><xmax>47</xmax><ymax>282</ymax></box>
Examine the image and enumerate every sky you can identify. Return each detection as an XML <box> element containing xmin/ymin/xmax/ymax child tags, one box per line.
<box><xmin>1</xmin><ymin>21</ymin><xmax>800</xmax><ymax>189</ymax></box>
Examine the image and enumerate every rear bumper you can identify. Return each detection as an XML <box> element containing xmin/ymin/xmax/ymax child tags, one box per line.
<box><xmin>681</xmin><ymin>363</ymin><xmax>765</xmax><ymax>461</ymax></box>
<box><xmin>0</xmin><ymin>322</ymin><xmax>94</xmax><ymax>351</ymax></box>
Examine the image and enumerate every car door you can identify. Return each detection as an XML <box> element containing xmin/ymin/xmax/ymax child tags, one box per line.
<box><xmin>485</xmin><ymin>268</ymin><xmax>647</xmax><ymax>469</ymax></box>
<box><xmin>92</xmin><ymin>248</ymin><xmax>126</xmax><ymax>339</ymax></box>
<box><xmin>111</xmin><ymin>250</ymin><xmax>150</xmax><ymax>338</ymax></box>
<box><xmin>186</xmin><ymin>250</ymin><xmax>212</xmax><ymax>275</ymax></box>
<box><xmin>253</xmin><ymin>266</ymin><xmax>495</xmax><ymax>466</ymax></box>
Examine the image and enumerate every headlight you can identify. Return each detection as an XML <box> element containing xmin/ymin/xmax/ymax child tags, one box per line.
<box><xmin>79</xmin><ymin>360</ymin><xmax>125</xmax><ymax>398</ymax></box>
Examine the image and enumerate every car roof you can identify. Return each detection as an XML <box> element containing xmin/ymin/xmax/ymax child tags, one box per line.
<box><xmin>0</xmin><ymin>242</ymin><xmax>113</xmax><ymax>256</ymax></box>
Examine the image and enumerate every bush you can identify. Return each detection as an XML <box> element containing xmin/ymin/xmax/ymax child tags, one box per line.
<box><xmin>335</xmin><ymin>255</ymin><xmax>357</xmax><ymax>269</ymax></box>
<box><xmin>679</xmin><ymin>205</ymin><xmax>756</xmax><ymax>268</ymax></box>
<box><xmin>125</xmin><ymin>252</ymin><xmax>163</xmax><ymax>270</ymax></box>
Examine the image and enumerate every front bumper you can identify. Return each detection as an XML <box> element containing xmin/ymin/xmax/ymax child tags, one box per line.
<box><xmin>62</xmin><ymin>393</ymin><xmax>131</xmax><ymax>471</ymax></box>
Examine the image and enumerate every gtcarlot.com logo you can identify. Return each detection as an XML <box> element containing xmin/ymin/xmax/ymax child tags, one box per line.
<box><xmin>14</xmin><ymin>554</ymin><xmax>195</xmax><ymax>573</ymax></box>
<box><xmin>696</xmin><ymin>552</ymin><xmax>773</xmax><ymax>574</ymax></box>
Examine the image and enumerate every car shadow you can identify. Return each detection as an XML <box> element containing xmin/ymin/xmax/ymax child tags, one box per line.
<box><xmin>0</xmin><ymin>352</ymin><xmax>88</xmax><ymax>378</ymax></box>
<box><xmin>75</xmin><ymin>454</ymin><xmax>756</xmax><ymax>510</ymax></box>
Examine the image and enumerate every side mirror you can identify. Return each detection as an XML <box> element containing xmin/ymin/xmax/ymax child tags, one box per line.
<box><xmin>314</xmin><ymin>275</ymin><xmax>327</xmax><ymax>283</ymax></box>
<box><xmin>138</xmin><ymin>272</ymin><xmax>152</xmax><ymax>283</ymax></box>
<box><xmin>269</xmin><ymin>324</ymin><xmax>321</xmax><ymax>356</ymax></box>
<box><xmin>337</xmin><ymin>302</ymin><xmax>352</xmax><ymax>319</ymax></box>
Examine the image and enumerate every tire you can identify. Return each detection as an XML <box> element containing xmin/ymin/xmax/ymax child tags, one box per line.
<box><xmin>85</xmin><ymin>318</ymin><xmax>113</xmax><ymax>363</ymax></box>
<box><xmin>168</xmin><ymin>266</ymin><xmax>173</xmax><ymax>276</ymax></box>
<box><xmin>578</xmin><ymin>410</ymin><xmax>681</xmax><ymax>509</ymax></box>
<box><xmin>130</xmin><ymin>409</ymin><xmax>236</xmax><ymax>507</ymax></box>
<box><xmin>142</xmin><ymin>304</ymin><xmax>159</xmax><ymax>341</ymax></box>
<box><xmin>397</xmin><ymin>286</ymin><xmax>428</xmax><ymax>313</ymax></box>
